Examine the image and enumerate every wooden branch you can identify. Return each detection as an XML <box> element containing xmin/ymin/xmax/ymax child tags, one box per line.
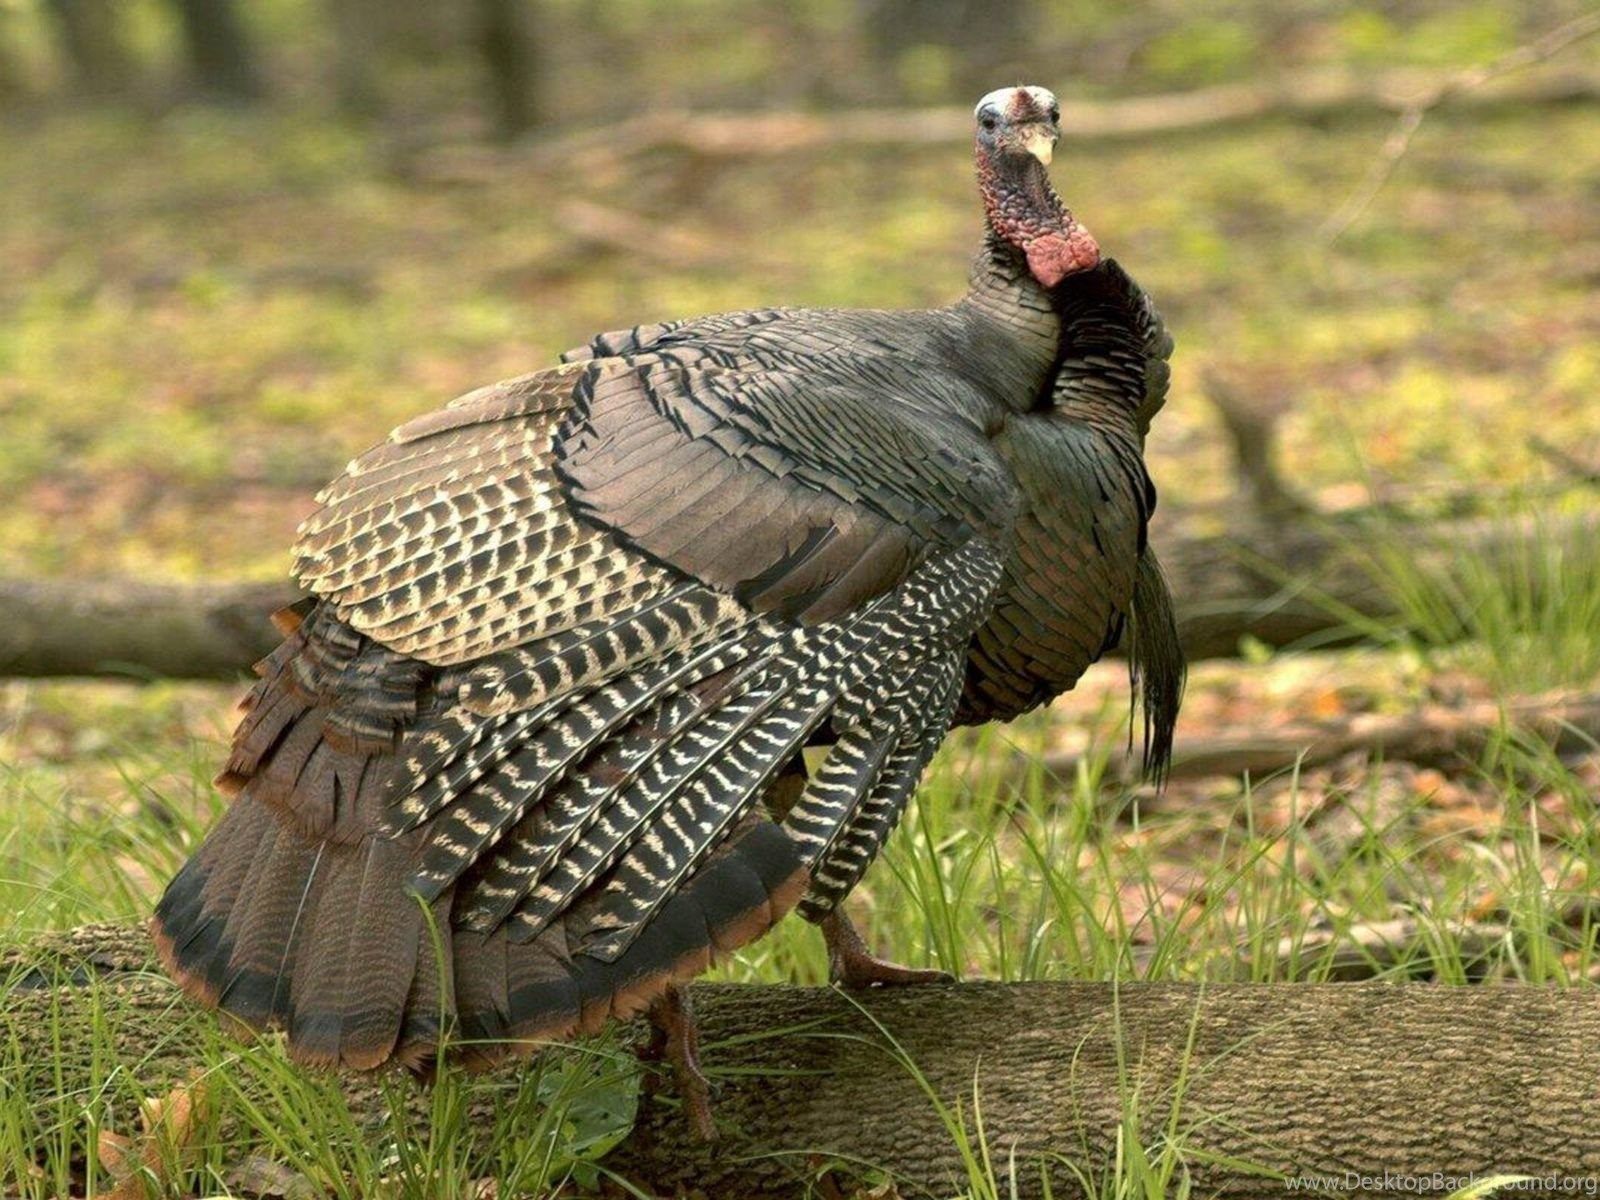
<box><xmin>4</xmin><ymin>509</ymin><xmax>1596</xmax><ymax>679</ymax></box>
<box><xmin>1320</xmin><ymin>11</ymin><xmax>1600</xmax><ymax>241</ymax></box>
<box><xmin>0</xmin><ymin>577</ymin><xmax>287</xmax><ymax>679</ymax></box>
<box><xmin>525</xmin><ymin>67</ymin><xmax>1600</xmax><ymax>165</ymax></box>
<box><xmin>1201</xmin><ymin>368</ymin><xmax>1310</xmax><ymax>520</ymax></box>
<box><xmin>10</xmin><ymin>924</ymin><xmax>1600</xmax><ymax>1199</ymax></box>
<box><xmin>1041</xmin><ymin>692</ymin><xmax>1600</xmax><ymax>784</ymax></box>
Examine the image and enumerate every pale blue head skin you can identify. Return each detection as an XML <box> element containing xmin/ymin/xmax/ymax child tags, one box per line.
<box><xmin>973</xmin><ymin>86</ymin><xmax>1061</xmax><ymax>165</ymax></box>
<box><xmin>973</xmin><ymin>85</ymin><xmax>1059</xmax><ymax>121</ymax></box>
<box><xmin>970</xmin><ymin>84</ymin><xmax>1099</xmax><ymax>286</ymax></box>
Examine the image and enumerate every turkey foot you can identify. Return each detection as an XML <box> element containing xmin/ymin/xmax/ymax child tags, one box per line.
<box><xmin>641</xmin><ymin>982</ymin><xmax>717</xmax><ymax>1142</ymax></box>
<box><xmin>821</xmin><ymin>909</ymin><xmax>954</xmax><ymax>988</ymax></box>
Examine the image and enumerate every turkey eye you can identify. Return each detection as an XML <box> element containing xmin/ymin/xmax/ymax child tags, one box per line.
<box><xmin>1048</xmin><ymin>103</ymin><xmax>1060</xmax><ymax>123</ymax></box>
<box><xmin>979</xmin><ymin>113</ymin><xmax>998</xmax><ymax>132</ymax></box>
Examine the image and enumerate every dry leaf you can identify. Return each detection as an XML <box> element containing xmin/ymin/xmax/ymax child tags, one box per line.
<box><xmin>1307</xmin><ymin>688</ymin><xmax>1348</xmax><ymax>719</ymax></box>
<box><xmin>96</xmin><ymin>1129</ymin><xmax>134</xmax><ymax>1180</ymax></box>
<box><xmin>97</xmin><ymin>1077</ymin><xmax>209</xmax><ymax>1200</ymax></box>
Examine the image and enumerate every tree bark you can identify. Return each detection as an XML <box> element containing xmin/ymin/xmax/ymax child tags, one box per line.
<box><xmin>2</xmin><ymin>510</ymin><xmax>1592</xmax><ymax>680</ymax></box>
<box><xmin>166</xmin><ymin>0</ymin><xmax>263</xmax><ymax>101</ymax></box>
<box><xmin>0</xmin><ymin>10</ymin><xmax>31</xmax><ymax>100</ymax></box>
<box><xmin>43</xmin><ymin>0</ymin><xmax>136</xmax><ymax>97</ymax></box>
<box><xmin>10</xmin><ymin>924</ymin><xmax>1600</xmax><ymax>1199</ymax></box>
<box><xmin>473</xmin><ymin>0</ymin><xmax>540</xmax><ymax>141</ymax></box>
<box><xmin>613</xmin><ymin>981</ymin><xmax>1600</xmax><ymax>1199</ymax></box>
<box><xmin>325</xmin><ymin>0</ymin><xmax>383</xmax><ymax>117</ymax></box>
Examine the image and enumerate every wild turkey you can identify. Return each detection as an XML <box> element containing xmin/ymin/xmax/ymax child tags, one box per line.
<box><xmin>152</xmin><ymin>84</ymin><xmax>1183</xmax><ymax>1132</ymax></box>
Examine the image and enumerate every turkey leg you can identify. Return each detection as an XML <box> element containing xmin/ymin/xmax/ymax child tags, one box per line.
<box><xmin>640</xmin><ymin>982</ymin><xmax>717</xmax><ymax>1142</ymax></box>
<box><xmin>765</xmin><ymin>756</ymin><xmax>953</xmax><ymax>988</ymax></box>
<box><xmin>820</xmin><ymin>908</ymin><xmax>954</xmax><ymax>988</ymax></box>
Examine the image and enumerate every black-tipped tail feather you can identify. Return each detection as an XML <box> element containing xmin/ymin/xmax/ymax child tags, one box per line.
<box><xmin>152</xmin><ymin>605</ymin><xmax>815</xmax><ymax>1072</ymax></box>
<box><xmin>1128</xmin><ymin>548</ymin><xmax>1185</xmax><ymax>783</ymax></box>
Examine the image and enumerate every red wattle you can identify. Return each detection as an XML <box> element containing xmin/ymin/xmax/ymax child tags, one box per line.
<box><xmin>1024</xmin><ymin>226</ymin><xmax>1101</xmax><ymax>289</ymax></box>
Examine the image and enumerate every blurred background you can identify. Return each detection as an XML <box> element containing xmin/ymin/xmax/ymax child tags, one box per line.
<box><xmin>1</xmin><ymin>0</ymin><xmax>1598</xmax><ymax>578</ymax></box>
<box><xmin>1</xmin><ymin>0</ymin><xmax>1598</xmax><ymax>579</ymax></box>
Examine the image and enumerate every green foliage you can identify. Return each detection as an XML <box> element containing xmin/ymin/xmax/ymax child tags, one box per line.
<box><xmin>1359</xmin><ymin>505</ymin><xmax>1600</xmax><ymax>694</ymax></box>
<box><xmin>1331</xmin><ymin>8</ymin><xmax>1404</xmax><ymax>66</ymax></box>
<box><xmin>1140</xmin><ymin>20</ymin><xmax>1261</xmax><ymax>87</ymax></box>
<box><xmin>1409</xmin><ymin>4</ymin><xmax>1519</xmax><ymax>67</ymax></box>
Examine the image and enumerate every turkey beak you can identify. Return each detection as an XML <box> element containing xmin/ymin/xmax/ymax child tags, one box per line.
<box><xmin>1019</xmin><ymin>125</ymin><xmax>1056</xmax><ymax>166</ymax></box>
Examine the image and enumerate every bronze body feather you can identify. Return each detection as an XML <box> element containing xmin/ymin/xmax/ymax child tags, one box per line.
<box><xmin>153</xmin><ymin>85</ymin><xmax>1183</xmax><ymax>1073</ymax></box>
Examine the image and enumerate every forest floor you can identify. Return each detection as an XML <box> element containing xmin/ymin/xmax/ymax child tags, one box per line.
<box><xmin>2</xmin><ymin>82</ymin><xmax>1600</xmax><ymax>1198</ymax></box>
<box><xmin>3</xmin><ymin>96</ymin><xmax>1600</xmax><ymax>577</ymax></box>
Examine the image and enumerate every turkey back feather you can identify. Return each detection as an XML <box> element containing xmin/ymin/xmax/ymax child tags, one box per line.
<box><xmin>155</xmin><ymin>201</ymin><xmax>1182</xmax><ymax>1071</ymax></box>
<box><xmin>153</xmin><ymin>606</ymin><xmax>814</xmax><ymax>1070</ymax></box>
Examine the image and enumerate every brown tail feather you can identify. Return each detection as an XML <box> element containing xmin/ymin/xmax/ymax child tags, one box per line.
<box><xmin>154</xmin><ymin>792</ymin><xmax>807</xmax><ymax>1070</ymax></box>
<box><xmin>153</xmin><ymin>609</ymin><xmax>810</xmax><ymax>1072</ymax></box>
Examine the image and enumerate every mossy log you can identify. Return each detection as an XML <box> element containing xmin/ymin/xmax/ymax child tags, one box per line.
<box><xmin>8</xmin><ymin>924</ymin><xmax>1600</xmax><ymax>1198</ymax></box>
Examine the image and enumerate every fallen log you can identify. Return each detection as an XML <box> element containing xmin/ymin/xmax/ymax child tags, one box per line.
<box><xmin>4</xmin><ymin>511</ymin><xmax>1596</xmax><ymax>681</ymax></box>
<box><xmin>8</xmin><ymin>924</ymin><xmax>1600</xmax><ymax>1199</ymax></box>
<box><xmin>0</xmin><ymin>577</ymin><xmax>287</xmax><ymax>680</ymax></box>
<box><xmin>613</xmin><ymin>981</ymin><xmax>1600</xmax><ymax>1199</ymax></box>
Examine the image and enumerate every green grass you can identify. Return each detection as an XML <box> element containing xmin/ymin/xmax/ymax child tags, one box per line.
<box><xmin>3</xmin><ymin>650</ymin><xmax>1596</xmax><ymax>1196</ymax></box>
<box><xmin>1352</xmin><ymin>502</ymin><xmax>1600</xmax><ymax>694</ymax></box>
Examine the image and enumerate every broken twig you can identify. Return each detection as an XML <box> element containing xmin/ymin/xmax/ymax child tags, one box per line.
<box><xmin>1320</xmin><ymin>10</ymin><xmax>1600</xmax><ymax>241</ymax></box>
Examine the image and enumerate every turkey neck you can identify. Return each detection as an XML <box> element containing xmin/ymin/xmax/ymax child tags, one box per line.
<box><xmin>948</xmin><ymin>233</ymin><xmax>1056</xmax><ymax>409</ymax></box>
<box><xmin>956</xmin><ymin>155</ymin><xmax>1083</xmax><ymax>409</ymax></box>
